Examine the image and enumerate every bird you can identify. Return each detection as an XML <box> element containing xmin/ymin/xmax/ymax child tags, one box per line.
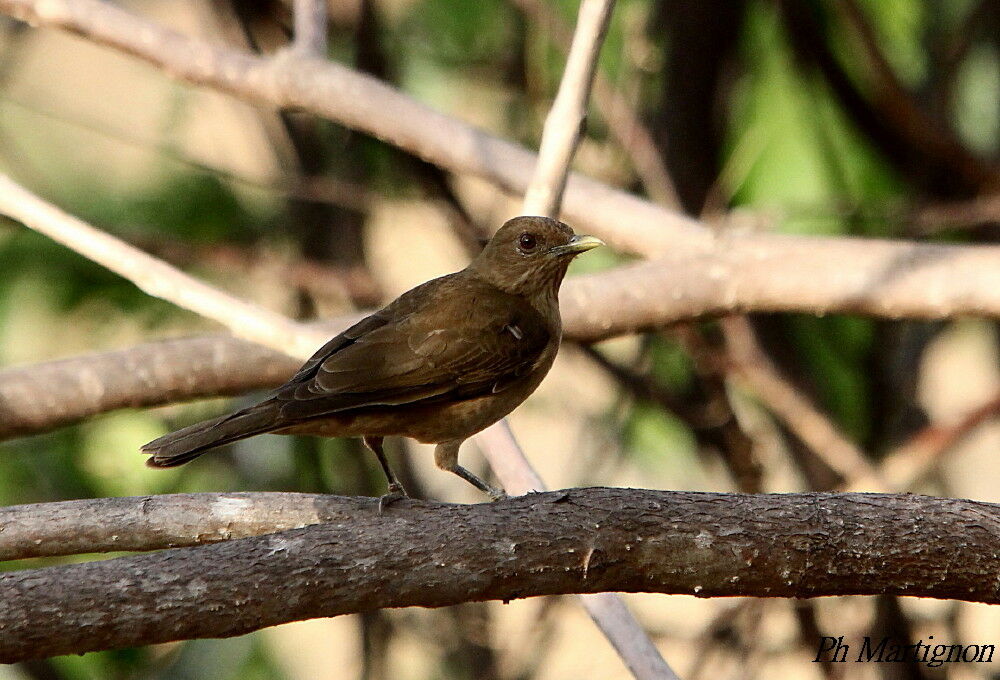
<box><xmin>142</xmin><ymin>215</ymin><xmax>603</xmax><ymax>506</ymax></box>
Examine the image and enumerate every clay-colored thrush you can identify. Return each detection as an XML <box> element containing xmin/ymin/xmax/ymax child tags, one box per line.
<box><xmin>142</xmin><ymin>216</ymin><xmax>602</xmax><ymax>503</ymax></box>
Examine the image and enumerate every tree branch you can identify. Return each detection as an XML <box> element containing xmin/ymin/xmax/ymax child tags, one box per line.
<box><xmin>720</xmin><ymin>316</ymin><xmax>883</xmax><ymax>489</ymax></box>
<box><xmin>0</xmin><ymin>175</ymin><xmax>328</xmax><ymax>359</ymax></box>
<box><xmin>1</xmin><ymin>0</ymin><xmax>999</xmax><ymax>325</ymax></box>
<box><xmin>521</xmin><ymin>0</ymin><xmax>613</xmax><ymax>217</ymax></box>
<box><xmin>6</xmin><ymin>228</ymin><xmax>1000</xmax><ymax>441</ymax></box>
<box><xmin>292</xmin><ymin>0</ymin><xmax>326</xmax><ymax>56</ymax></box>
<box><xmin>0</xmin><ymin>334</ymin><xmax>299</xmax><ymax>440</ymax></box>
<box><xmin>2</xmin><ymin>488</ymin><xmax>999</xmax><ymax>662</ymax></box>
<box><xmin>0</xmin><ymin>492</ymin><xmax>351</xmax><ymax>560</ymax></box>
<box><xmin>472</xmin><ymin>3</ymin><xmax>677</xmax><ymax>677</ymax></box>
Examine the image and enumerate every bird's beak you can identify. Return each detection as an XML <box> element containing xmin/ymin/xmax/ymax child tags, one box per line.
<box><xmin>549</xmin><ymin>234</ymin><xmax>605</xmax><ymax>257</ymax></box>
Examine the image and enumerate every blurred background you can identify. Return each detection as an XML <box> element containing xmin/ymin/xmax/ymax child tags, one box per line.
<box><xmin>0</xmin><ymin>0</ymin><xmax>999</xmax><ymax>678</ymax></box>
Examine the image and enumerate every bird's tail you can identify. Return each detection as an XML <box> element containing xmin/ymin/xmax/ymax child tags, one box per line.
<box><xmin>142</xmin><ymin>402</ymin><xmax>281</xmax><ymax>468</ymax></box>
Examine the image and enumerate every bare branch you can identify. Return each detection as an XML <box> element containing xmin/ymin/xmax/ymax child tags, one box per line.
<box><xmin>911</xmin><ymin>193</ymin><xmax>1000</xmax><ymax>235</ymax></box>
<box><xmin>7</xmin><ymin>230</ymin><xmax>1000</xmax><ymax>441</ymax></box>
<box><xmin>0</xmin><ymin>334</ymin><xmax>299</xmax><ymax>440</ymax></box>
<box><xmin>509</xmin><ymin>0</ymin><xmax>681</xmax><ymax>207</ymax></box>
<box><xmin>1</xmin><ymin>0</ymin><xmax>999</xmax><ymax>323</ymax></box>
<box><xmin>882</xmin><ymin>391</ymin><xmax>1000</xmax><ymax>490</ymax></box>
<box><xmin>720</xmin><ymin>317</ymin><xmax>884</xmax><ymax>489</ymax></box>
<box><xmin>292</xmin><ymin>0</ymin><xmax>327</xmax><ymax>56</ymax></box>
<box><xmin>2</xmin><ymin>488</ymin><xmax>1000</xmax><ymax>662</ymax></box>
<box><xmin>0</xmin><ymin>492</ymin><xmax>352</xmax><ymax>560</ymax></box>
<box><xmin>0</xmin><ymin>175</ymin><xmax>327</xmax><ymax>359</ymax></box>
<box><xmin>522</xmin><ymin>0</ymin><xmax>614</xmax><ymax>217</ymax></box>
<box><xmin>561</xmin><ymin>236</ymin><xmax>1000</xmax><ymax>338</ymax></box>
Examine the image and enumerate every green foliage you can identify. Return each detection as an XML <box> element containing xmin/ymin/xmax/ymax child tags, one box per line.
<box><xmin>400</xmin><ymin>0</ymin><xmax>517</xmax><ymax>68</ymax></box>
<box><xmin>784</xmin><ymin>315</ymin><xmax>874</xmax><ymax>442</ymax></box>
<box><xmin>954</xmin><ymin>45</ymin><xmax>1000</xmax><ymax>153</ymax></box>
<box><xmin>730</xmin><ymin>2</ymin><xmax>903</xmax><ymax>237</ymax></box>
<box><xmin>623</xmin><ymin>401</ymin><xmax>697</xmax><ymax>473</ymax></box>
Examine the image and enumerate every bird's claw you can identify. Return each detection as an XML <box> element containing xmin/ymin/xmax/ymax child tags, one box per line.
<box><xmin>378</xmin><ymin>483</ymin><xmax>408</xmax><ymax>513</ymax></box>
<box><xmin>488</xmin><ymin>488</ymin><xmax>509</xmax><ymax>502</ymax></box>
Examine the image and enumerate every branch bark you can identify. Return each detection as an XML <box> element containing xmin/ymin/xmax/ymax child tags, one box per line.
<box><xmin>2</xmin><ymin>488</ymin><xmax>1000</xmax><ymax>662</ymax></box>
<box><xmin>0</xmin><ymin>334</ymin><xmax>299</xmax><ymax>440</ymax></box>
<box><xmin>0</xmin><ymin>492</ymin><xmax>351</xmax><ymax>560</ymax></box>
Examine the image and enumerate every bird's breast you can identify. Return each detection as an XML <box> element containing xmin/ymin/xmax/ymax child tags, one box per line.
<box><xmin>407</xmin><ymin>350</ymin><xmax>558</xmax><ymax>443</ymax></box>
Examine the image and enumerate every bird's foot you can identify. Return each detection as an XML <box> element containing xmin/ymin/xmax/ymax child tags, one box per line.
<box><xmin>487</xmin><ymin>487</ymin><xmax>509</xmax><ymax>502</ymax></box>
<box><xmin>378</xmin><ymin>482</ymin><xmax>408</xmax><ymax>513</ymax></box>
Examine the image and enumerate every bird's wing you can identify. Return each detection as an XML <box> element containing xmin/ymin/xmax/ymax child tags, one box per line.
<box><xmin>273</xmin><ymin>275</ymin><xmax>552</xmax><ymax>422</ymax></box>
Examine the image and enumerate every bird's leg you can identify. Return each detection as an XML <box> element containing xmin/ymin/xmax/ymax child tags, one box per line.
<box><xmin>434</xmin><ymin>440</ymin><xmax>507</xmax><ymax>501</ymax></box>
<box><xmin>363</xmin><ymin>436</ymin><xmax>408</xmax><ymax>510</ymax></box>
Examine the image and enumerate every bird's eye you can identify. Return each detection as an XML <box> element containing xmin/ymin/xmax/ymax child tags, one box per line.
<box><xmin>518</xmin><ymin>232</ymin><xmax>538</xmax><ymax>252</ymax></box>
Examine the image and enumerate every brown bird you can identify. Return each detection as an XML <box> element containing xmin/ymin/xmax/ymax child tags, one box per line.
<box><xmin>142</xmin><ymin>216</ymin><xmax>602</xmax><ymax>504</ymax></box>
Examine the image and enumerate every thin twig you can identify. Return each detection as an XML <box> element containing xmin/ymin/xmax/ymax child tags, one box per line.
<box><xmin>910</xmin><ymin>193</ymin><xmax>1000</xmax><ymax>235</ymax></box>
<box><xmin>292</xmin><ymin>0</ymin><xmax>327</xmax><ymax>56</ymax></box>
<box><xmin>479</xmin><ymin>2</ymin><xmax>677</xmax><ymax>678</ymax></box>
<box><xmin>720</xmin><ymin>316</ymin><xmax>886</xmax><ymax>491</ymax></box>
<box><xmin>881</xmin><ymin>391</ymin><xmax>1000</xmax><ymax>491</ymax></box>
<box><xmin>521</xmin><ymin>0</ymin><xmax>614</xmax><ymax>217</ymax></box>
<box><xmin>509</xmin><ymin>0</ymin><xmax>679</xmax><ymax>207</ymax></box>
<box><xmin>0</xmin><ymin>175</ymin><xmax>327</xmax><ymax>359</ymax></box>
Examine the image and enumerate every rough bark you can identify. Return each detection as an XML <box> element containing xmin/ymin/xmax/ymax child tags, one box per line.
<box><xmin>2</xmin><ymin>488</ymin><xmax>999</xmax><ymax>662</ymax></box>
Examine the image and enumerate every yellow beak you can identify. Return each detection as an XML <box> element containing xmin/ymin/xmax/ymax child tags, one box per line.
<box><xmin>549</xmin><ymin>234</ymin><xmax>605</xmax><ymax>256</ymax></box>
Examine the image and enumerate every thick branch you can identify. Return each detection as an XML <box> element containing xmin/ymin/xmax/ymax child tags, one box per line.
<box><xmin>0</xmin><ymin>316</ymin><xmax>365</xmax><ymax>440</ymax></box>
<box><xmin>0</xmin><ymin>492</ymin><xmax>351</xmax><ymax>560</ymax></box>
<box><xmin>2</xmin><ymin>488</ymin><xmax>1000</xmax><ymax>661</ymax></box>
<box><xmin>0</xmin><ymin>335</ymin><xmax>296</xmax><ymax>439</ymax></box>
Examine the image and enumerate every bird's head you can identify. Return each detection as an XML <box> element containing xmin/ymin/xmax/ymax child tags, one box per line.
<box><xmin>468</xmin><ymin>216</ymin><xmax>604</xmax><ymax>298</ymax></box>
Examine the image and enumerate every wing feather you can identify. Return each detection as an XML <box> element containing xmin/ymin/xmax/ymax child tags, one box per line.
<box><xmin>273</xmin><ymin>274</ymin><xmax>551</xmax><ymax>422</ymax></box>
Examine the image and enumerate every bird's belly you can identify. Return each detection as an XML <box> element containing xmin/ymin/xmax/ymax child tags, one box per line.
<box><xmin>280</xmin><ymin>391</ymin><xmax>523</xmax><ymax>442</ymax></box>
<box><xmin>406</xmin><ymin>393</ymin><xmax>524</xmax><ymax>443</ymax></box>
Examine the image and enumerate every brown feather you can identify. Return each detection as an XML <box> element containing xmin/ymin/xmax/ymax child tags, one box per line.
<box><xmin>141</xmin><ymin>215</ymin><xmax>599</xmax><ymax>496</ymax></box>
